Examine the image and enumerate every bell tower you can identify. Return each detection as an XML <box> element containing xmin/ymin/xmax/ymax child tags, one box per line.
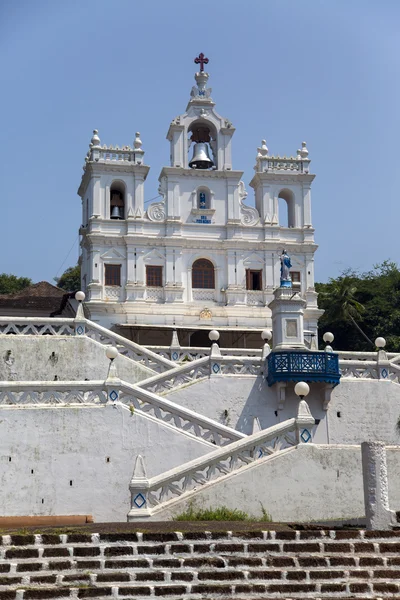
<box><xmin>160</xmin><ymin>54</ymin><xmax>245</xmax><ymax>227</ymax></box>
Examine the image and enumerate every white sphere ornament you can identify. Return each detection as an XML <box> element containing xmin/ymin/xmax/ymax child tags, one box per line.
<box><xmin>75</xmin><ymin>291</ymin><xmax>85</xmax><ymax>302</ymax></box>
<box><xmin>261</xmin><ymin>329</ymin><xmax>272</xmax><ymax>341</ymax></box>
<box><xmin>375</xmin><ymin>337</ymin><xmax>386</xmax><ymax>349</ymax></box>
<box><xmin>209</xmin><ymin>330</ymin><xmax>220</xmax><ymax>342</ymax></box>
<box><xmin>294</xmin><ymin>381</ymin><xmax>310</xmax><ymax>398</ymax></box>
<box><xmin>106</xmin><ymin>347</ymin><xmax>119</xmax><ymax>361</ymax></box>
<box><xmin>323</xmin><ymin>332</ymin><xmax>334</xmax><ymax>343</ymax></box>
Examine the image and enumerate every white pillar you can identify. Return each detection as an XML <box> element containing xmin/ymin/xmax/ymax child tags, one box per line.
<box><xmin>361</xmin><ymin>441</ymin><xmax>395</xmax><ymax>530</ymax></box>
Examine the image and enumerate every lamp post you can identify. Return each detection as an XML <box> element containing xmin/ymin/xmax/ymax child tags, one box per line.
<box><xmin>261</xmin><ymin>329</ymin><xmax>272</xmax><ymax>360</ymax></box>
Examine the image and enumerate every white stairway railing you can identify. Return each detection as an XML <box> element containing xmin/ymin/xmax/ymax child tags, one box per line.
<box><xmin>138</xmin><ymin>356</ymin><xmax>263</xmax><ymax>395</ymax></box>
<box><xmin>0</xmin><ymin>379</ymin><xmax>244</xmax><ymax>447</ymax></box>
<box><xmin>83</xmin><ymin>320</ymin><xmax>175</xmax><ymax>373</ymax></box>
<box><xmin>0</xmin><ymin>317</ymin><xmax>75</xmax><ymax>336</ymax></box>
<box><xmin>146</xmin><ymin>345</ymin><xmax>263</xmax><ymax>362</ymax></box>
<box><xmin>127</xmin><ymin>399</ymin><xmax>315</xmax><ymax>520</ymax></box>
<box><xmin>0</xmin><ymin>317</ymin><xmax>175</xmax><ymax>374</ymax></box>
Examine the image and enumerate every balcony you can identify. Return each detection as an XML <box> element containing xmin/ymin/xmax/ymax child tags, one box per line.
<box><xmin>266</xmin><ymin>350</ymin><xmax>341</xmax><ymax>387</ymax></box>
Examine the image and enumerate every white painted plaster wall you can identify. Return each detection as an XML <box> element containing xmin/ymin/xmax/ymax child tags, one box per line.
<box><xmin>0</xmin><ymin>336</ymin><xmax>153</xmax><ymax>383</ymax></box>
<box><xmin>157</xmin><ymin>444</ymin><xmax>400</xmax><ymax>523</ymax></box>
<box><xmin>0</xmin><ymin>405</ymin><xmax>212</xmax><ymax>522</ymax></box>
<box><xmin>166</xmin><ymin>377</ymin><xmax>400</xmax><ymax>444</ymax></box>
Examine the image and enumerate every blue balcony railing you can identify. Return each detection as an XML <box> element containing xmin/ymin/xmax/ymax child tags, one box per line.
<box><xmin>266</xmin><ymin>350</ymin><xmax>341</xmax><ymax>387</ymax></box>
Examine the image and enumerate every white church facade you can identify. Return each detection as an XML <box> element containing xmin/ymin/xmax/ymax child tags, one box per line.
<box><xmin>78</xmin><ymin>55</ymin><xmax>322</xmax><ymax>346</ymax></box>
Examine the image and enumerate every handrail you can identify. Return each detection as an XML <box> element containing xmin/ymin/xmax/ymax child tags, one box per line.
<box><xmin>82</xmin><ymin>319</ymin><xmax>176</xmax><ymax>373</ymax></box>
<box><xmin>0</xmin><ymin>378</ymin><xmax>244</xmax><ymax>446</ymax></box>
<box><xmin>128</xmin><ymin>400</ymin><xmax>314</xmax><ymax>518</ymax></box>
<box><xmin>138</xmin><ymin>356</ymin><xmax>210</xmax><ymax>393</ymax></box>
<box><xmin>120</xmin><ymin>381</ymin><xmax>244</xmax><ymax>446</ymax></box>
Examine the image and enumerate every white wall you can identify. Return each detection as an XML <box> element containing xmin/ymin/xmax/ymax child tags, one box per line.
<box><xmin>156</xmin><ymin>444</ymin><xmax>400</xmax><ymax>523</ymax></box>
<box><xmin>0</xmin><ymin>405</ymin><xmax>212</xmax><ymax>522</ymax></box>
<box><xmin>165</xmin><ymin>376</ymin><xmax>400</xmax><ymax>445</ymax></box>
<box><xmin>0</xmin><ymin>336</ymin><xmax>153</xmax><ymax>383</ymax></box>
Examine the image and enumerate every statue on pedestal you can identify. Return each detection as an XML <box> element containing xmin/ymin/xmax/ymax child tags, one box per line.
<box><xmin>280</xmin><ymin>250</ymin><xmax>292</xmax><ymax>287</ymax></box>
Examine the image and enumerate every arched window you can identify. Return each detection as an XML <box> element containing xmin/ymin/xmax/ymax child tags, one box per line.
<box><xmin>198</xmin><ymin>188</ymin><xmax>210</xmax><ymax>209</ymax></box>
<box><xmin>278</xmin><ymin>189</ymin><xmax>295</xmax><ymax>228</ymax></box>
<box><xmin>192</xmin><ymin>259</ymin><xmax>215</xmax><ymax>289</ymax></box>
<box><xmin>110</xmin><ymin>181</ymin><xmax>125</xmax><ymax>220</ymax></box>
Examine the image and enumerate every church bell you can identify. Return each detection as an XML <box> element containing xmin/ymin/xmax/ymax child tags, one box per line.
<box><xmin>111</xmin><ymin>205</ymin><xmax>123</xmax><ymax>219</ymax></box>
<box><xmin>189</xmin><ymin>142</ymin><xmax>214</xmax><ymax>170</ymax></box>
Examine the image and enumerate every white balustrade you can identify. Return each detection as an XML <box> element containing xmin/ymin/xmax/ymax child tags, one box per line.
<box><xmin>138</xmin><ymin>357</ymin><xmax>210</xmax><ymax>394</ymax></box>
<box><xmin>192</xmin><ymin>289</ymin><xmax>215</xmax><ymax>302</ymax></box>
<box><xmin>128</xmin><ymin>400</ymin><xmax>314</xmax><ymax>519</ymax></box>
<box><xmin>0</xmin><ymin>381</ymin><xmax>107</xmax><ymax>406</ymax></box>
<box><xmin>104</xmin><ymin>286</ymin><xmax>122</xmax><ymax>301</ymax></box>
<box><xmin>120</xmin><ymin>382</ymin><xmax>243</xmax><ymax>446</ymax></box>
<box><xmin>219</xmin><ymin>356</ymin><xmax>262</xmax><ymax>376</ymax></box>
<box><xmin>145</xmin><ymin>345</ymin><xmax>263</xmax><ymax>362</ymax></box>
<box><xmin>82</xmin><ymin>320</ymin><xmax>175</xmax><ymax>373</ymax></box>
<box><xmin>246</xmin><ymin>291</ymin><xmax>264</xmax><ymax>306</ymax></box>
<box><xmin>0</xmin><ymin>318</ymin><xmax>75</xmax><ymax>336</ymax></box>
<box><xmin>145</xmin><ymin>287</ymin><xmax>164</xmax><ymax>302</ymax></box>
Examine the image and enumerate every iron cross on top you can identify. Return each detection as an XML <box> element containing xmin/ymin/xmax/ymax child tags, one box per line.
<box><xmin>194</xmin><ymin>53</ymin><xmax>209</xmax><ymax>72</ymax></box>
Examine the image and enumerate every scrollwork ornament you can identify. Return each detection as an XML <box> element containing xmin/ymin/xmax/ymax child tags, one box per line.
<box><xmin>238</xmin><ymin>180</ymin><xmax>260</xmax><ymax>226</ymax></box>
<box><xmin>147</xmin><ymin>201</ymin><xmax>166</xmax><ymax>222</ymax></box>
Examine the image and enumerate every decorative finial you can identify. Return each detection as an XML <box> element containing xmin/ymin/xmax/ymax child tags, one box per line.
<box><xmin>300</xmin><ymin>141</ymin><xmax>309</xmax><ymax>158</ymax></box>
<box><xmin>257</xmin><ymin>139</ymin><xmax>269</xmax><ymax>157</ymax></box>
<box><xmin>134</xmin><ymin>132</ymin><xmax>142</xmax><ymax>150</ymax></box>
<box><xmin>194</xmin><ymin>53</ymin><xmax>209</xmax><ymax>72</ymax></box>
<box><xmin>90</xmin><ymin>129</ymin><xmax>100</xmax><ymax>147</ymax></box>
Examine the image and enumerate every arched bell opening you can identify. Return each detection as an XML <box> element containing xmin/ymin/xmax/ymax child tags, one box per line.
<box><xmin>110</xmin><ymin>181</ymin><xmax>126</xmax><ymax>220</ymax></box>
<box><xmin>278</xmin><ymin>188</ymin><xmax>295</xmax><ymax>228</ymax></box>
<box><xmin>188</xmin><ymin>120</ymin><xmax>217</xmax><ymax>170</ymax></box>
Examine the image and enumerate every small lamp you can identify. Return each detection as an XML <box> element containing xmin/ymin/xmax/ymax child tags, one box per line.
<box><xmin>209</xmin><ymin>330</ymin><xmax>220</xmax><ymax>342</ymax></box>
<box><xmin>261</xmin><ymin>329</ymin><xmax>272</xmax><ymax>341</ymax></box>
<box><xmin>323</xmin><ymin>332</ymin><xmax>334</xmax><ymax>344</ymax></box>
<box><xmin>375</xmin><ymin>337</ymin><xmax>386</xmax><ymax>349</ymax></box>
<box><xmin>294</xmin><ymin>381</ymin><xmax>310</xmax><ymax>400</ymax></box>
<box><xmin>106</xmin><ymin>347</ymin><xmax>119</xmax><ymax>362</ymax></box>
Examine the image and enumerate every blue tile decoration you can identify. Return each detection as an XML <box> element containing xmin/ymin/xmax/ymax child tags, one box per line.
<box><xmin>301</xmin><ymin>429</ymin><xmax>311</xmax><ymax>443</ymax></box>
<box><xmin>381</xmin><ymin>368</ymin><xmax>388</xmax><ymax>379</ymax></box>
<box><xmin>212</xmin><ymin>363</ymin><xmax>220</xmax><ymax>374</ymax></box>
<box><xmin>109</xmin><ymin>390</ymin><xmax>119</xmax><ymax>402</ymax></box>
<box><xmin>133</xmin><ymin>493</ymin><xmax>146</xmax><ymax>508</ymax></box>
<box><xmin>258</xmin><ymin>449</ymin><xmax>263</xmax><ymax>459</ymax></box>
<box><xmin>172</xmin><ymin>351</ymin><xmax>179</xmax><ymax>361</ymax></box>
<box><xmin>76</xmin><ymin>325</ymin><xmax>84</xmax><ymax>335</ymax></box>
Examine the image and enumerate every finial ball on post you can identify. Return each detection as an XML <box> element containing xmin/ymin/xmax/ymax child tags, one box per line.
<box><xmin>106</xmin><ymin>347</ymin><xmax>119</xmax><ymax>361</ymax></box>
<box><xmin>323</xmin><ymin>332</ymin><xmax>334</xmax><ymax>344</ymax></box>
<box><xmin>75</xmin><ymin>291</ymin><xmax>85</xmax><ymax>302</ymax></box>
<box><xmin>375</xmin><ymin>337</ymin><xmax>386</xmax><ymax>349</ymax></box>
<box><xmin>261</xmin><ymin>329</ymin><xmax>272</xmax><ymax>341</ymax></box>
<box><xmin>209</xmin><ymin>330</ymin><xmax>220</xmax><ymax>342</ymax></box>
<box><xmin>294</xmin><ymin>381</ymin><xmax>310</xmax><ymax>399</ymax></box>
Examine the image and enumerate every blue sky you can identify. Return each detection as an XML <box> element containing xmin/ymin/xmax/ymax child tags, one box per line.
<box><xmin>1</xmin><ymin>0</ymin><xmax>399</xmax><ymax>284</ymax></box>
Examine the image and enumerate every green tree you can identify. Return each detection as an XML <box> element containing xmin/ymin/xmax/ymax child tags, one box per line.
<box><xmin>55</xmin><ymin>265</ymin><xmax>81</xmax><ymax>292</ymax></box>
<box><xmin>318</xmin><ymin>275</ymin><xmax>373</xmax><ymax>347</ymax></box>
<box><xmin>0</xmin><ymin>273</ymin><xmax>32</xmax><ymax>295</ymax></box>
<box><xmin>317</xmin><ymin>261</ymin><xmax>400</xmax><ymax>351</ymax></box>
